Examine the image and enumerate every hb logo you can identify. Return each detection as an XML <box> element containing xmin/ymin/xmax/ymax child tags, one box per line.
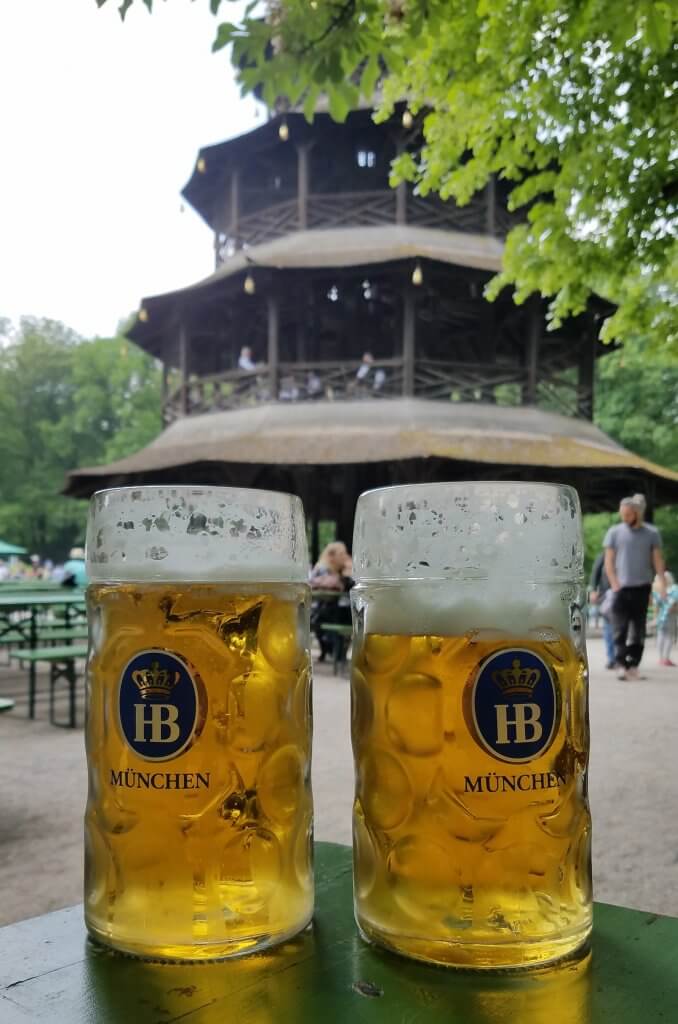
<box><xmin>118</xmin><ymin>650</ymin><xmax>202</xmax><ymax>761</ymax></box>
<box><xmin>471</xmin><ymin>650</ymin><xmax>558</xmax><ymax>764</ymax></box>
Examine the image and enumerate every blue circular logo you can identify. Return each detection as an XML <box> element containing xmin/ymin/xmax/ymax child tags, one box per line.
<box><xmin>471</xmin><ymin>648</ymin><xmax>558</xmax><ymax>764</ymax></box>
<box><xmin>118</xmin><ymin>649</ymin><xmax>202</xmax><ymax>761</ymax></box>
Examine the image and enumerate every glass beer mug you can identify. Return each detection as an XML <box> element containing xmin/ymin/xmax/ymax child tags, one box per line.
<box><xmin>84</xmin><ymin>486</ymin><xmax>313</xmax><ymax>960</ymax></box>
<box><xmin>350</xmin><ymin>482</ymin><xmax>591</xmax><ymax>969</ymax></box>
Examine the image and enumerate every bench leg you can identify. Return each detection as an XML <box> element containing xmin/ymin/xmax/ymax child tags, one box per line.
<box><xmin>28</xmin><ymin>661</ymin><xmax>37</xmax><ymax>719</ymax></box>
<box><xmin>68</xmin><ymin>661</ymin><xmax>76</xmax><ymax>729</ymax></box>
<box><xmin>49</xmin><ymin>665</ymin><xmax>56</xmax><ymax>725</ymax></box>
<box><xmin>49</xmin><ymin>660</ymin><xmax>77</xmax><ymax>728</ymax></box>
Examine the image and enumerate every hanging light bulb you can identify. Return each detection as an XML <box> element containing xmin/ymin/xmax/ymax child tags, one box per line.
<box><xmin>196</xmin><ymin>157</ymin><xmax>206</xmax><ymax>173</ymax></box>
<box><xmin>278</xmin><ymin>119</ymin><xmax>289</xmax><ymax>142</ymax></box>
<box><xmin>411</xmin><ymin>261</ymin><xmax>423</xmax><ymax>286</ymax></box>
<box><xmin>138</xmin><ymin>307</ymin><xmax>149</xmax><ymax>322</ymax></box>
<box><xmin>402</xmin><ymin>109</ymin><xmax>413</xmax><ymax>129</ymax></box>
<box><xmin>244</xmin><ymin>273</ymin><xmax>256</xmax><ymax>295</ymax></box>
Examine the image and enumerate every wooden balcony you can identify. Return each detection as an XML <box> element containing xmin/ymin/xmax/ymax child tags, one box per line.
<box><xmin>163</xmin><ymin>358</ymin><xmax>583</xmax><ymax>425</ymax></box>
<box><xmin>215</xmin><ymin>189</ymin><xmax>516</xmax><ymax>264</ymax></box>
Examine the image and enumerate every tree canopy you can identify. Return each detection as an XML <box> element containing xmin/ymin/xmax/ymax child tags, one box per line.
<box><xmin>584</xmin><ymin>337</ymin><xmax>678</xmax><ymax>571</ymax></box>
<box><xmin>0</xmin><ymin>319</ymin><xmax>161</xmax><ymax>559</ymax></box>
<box><xmin>99</xmin><ymin>0</ymin><xmax>677</xmax><ymax>355</ymax></box>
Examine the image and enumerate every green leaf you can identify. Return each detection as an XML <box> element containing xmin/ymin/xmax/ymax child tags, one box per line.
<box><xmin>302</xmin><ymin>85</ymin><xmax>321</xmax><ymax>122</ymax></box>
<box><xmin>212</xmin><ymin>21</ymin><xmax>237</xmax><ymax>53</ymax></box>
<box><xmin>644</xmin><ymin>3</ymin><xmax>673</xmax><ymax>54</ymax></box>
<box><xmin>328</xmin><ymin>86</ymin><xmax>351</xmax><ymax>122</ymax></box>
<box><xmin>360</xmin><ymin>55</ymin><xmax>380</xmax><ymax>100</ymax></box>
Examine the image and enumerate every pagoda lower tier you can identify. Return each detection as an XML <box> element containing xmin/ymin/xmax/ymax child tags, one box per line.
<box><xmin>64</xmin><ymin>399</ymin><xmax>678</xmax><ymax>550</ymax></box>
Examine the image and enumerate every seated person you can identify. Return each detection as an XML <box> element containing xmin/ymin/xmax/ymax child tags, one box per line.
<box><xmin>238</xmin><ymin>346</ymin><xmax>256</xmax><ymax>371</ymax></box>
<box><xmin>309</xmin><ymin>542</ymin><xmax>354</xmax><ymax>661</ymax></box>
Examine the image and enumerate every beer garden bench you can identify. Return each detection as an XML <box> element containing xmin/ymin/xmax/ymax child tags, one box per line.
<box><xmin>0</xmin><ymin>625</ymin><xmax>88</xmax><ymax>665</ymax></box>
<box><xmin>9</xmin><ymin>644</ymin><xmax>87</xmax><ymax>728</ymax></box>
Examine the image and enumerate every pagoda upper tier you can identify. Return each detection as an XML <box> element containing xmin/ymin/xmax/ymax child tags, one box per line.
<box><xmin>181</xmin><ymin>108</ymin><xmax>522</xmax><ymax>266</ymax></box>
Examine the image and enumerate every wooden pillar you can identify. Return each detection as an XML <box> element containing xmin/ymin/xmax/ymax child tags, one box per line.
<box><xmin>396</xmin><ymin>142</ymin><xmax>407</xmax><ymax>224</ymax></box>
<box><xmin>230</xmin><ymin>169</ymin><xmax>240</xmax><ymax>245</ymax></box>
<box><xmin>524</xmin><ymin>300</ymin><xmax>540</xmax><ymax>405</ymax></box>
<box><xmin>577</xmin><ymin>323</ymin><xmax>595</xmax><ymax>419</ymax></box>
<box><xmin>297</xmin><ymin>144</ymin><xmax>310</xmax><ymax>231</ymax></box>
<box><xmin>296</xmin><ymin>319</ymin><xmax>307</xmax><ymax>363</ymax></box>
<box><xmin>486</xmin><ymin>176</ymin><xmax>496</xmax><ymax>236</ymax></box>
<box><xmin>161</xmin><ymin>361</ymin><xmax>169</xmax><ymax>420</ymax></box>
<box><xmin>644</xmin><ymin>477</ymin><xmax>657</xmax><ymax>524</ymax></box>
<box><xmin>338</xmin><ymin>466</ymin><xmax>357</xmax><ymax>550</ymax></box>
<box><xmin>267</xmin><ymin>292</ymin><xmax>279</xmax><ymax>400</ymax></box>
<box><xmin>179</xmin><ymin>322</ymin><xmax>189</xmax><ymax>416</ymax></box>
<box><xmin>308</xmin><ymin>473</ymin><xmax>320</xmax><ymax>564</ymax></box>
<box><xmin>402</xmin><ymin>289</ymin><xmax>416</xmax><ymax>396</ymax></box>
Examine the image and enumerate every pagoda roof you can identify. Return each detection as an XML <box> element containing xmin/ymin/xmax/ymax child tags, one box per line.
<box><xmin>64</xmin><ymin>399</ymin><xmax>678</xmax><ymax>506</ymax></box>
<box><xmin>182</xmin><ymin>109</ymin><xmax>378</xmax><ymax>227</ymax></box>
<box><xmin>128</xmin><ymin>225</ymin><xmax>504</xmax><ymax>346</ymax></box>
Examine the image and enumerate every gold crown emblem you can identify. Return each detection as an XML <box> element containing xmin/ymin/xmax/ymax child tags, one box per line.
<box><xmin>131</xmin><ymin>660</ymin><xmax>180</xmax><ymax>699</ymax></box>
<box><xmin>491</xmin><ymin>658</ymin><xmax>541</xmax><ymax>695</ymax></box>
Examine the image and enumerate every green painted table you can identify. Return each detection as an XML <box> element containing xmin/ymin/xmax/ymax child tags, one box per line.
<box><xmin>0</xmin><ymin>843</ymin><xmax>676</xmax><ymax>1023</ymax></box>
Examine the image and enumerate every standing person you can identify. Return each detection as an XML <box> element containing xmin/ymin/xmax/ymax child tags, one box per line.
<box><xmin>589</xmin><ymin>552</ymin><xmax>615</xmax><ymax>669</ymax></box>
<box><xmin>653</xmin><ymin>571</ymin><xmax>678</xmax><ymax>667</ymax></box>
<box><xmin>604</xmin><ymin>496</ymin><xmax>666</xmax><ymax>680</ymax></box>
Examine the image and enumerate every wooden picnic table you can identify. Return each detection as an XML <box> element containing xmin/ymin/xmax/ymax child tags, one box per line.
<box><xmin>0</xmin><ymin>842</ymin><xmax>676</xmax><ymax>1022</ymax></box>
<box><xmin>0</xmin><ymin>591</ymin><xmax>86</xmax><ymax>718</ymax></box>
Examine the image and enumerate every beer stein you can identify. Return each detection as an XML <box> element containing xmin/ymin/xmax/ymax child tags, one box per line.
<box><xmin>84</xmin><ymin>486</ymin><xmax>313</xmax><ymax>960</ymax></box>
<box><xmin>350</xmin><ymin>482</ymin><xmax>591</xmax><ymax>968</ymax></box>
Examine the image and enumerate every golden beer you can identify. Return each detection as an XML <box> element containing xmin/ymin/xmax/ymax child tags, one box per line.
<box><xmin>351</xmin><ymin>483</ymin><xmax>592</xmax><ymax>968</ymax></box>
<box><xmin>84</xmin><ymin>488</ymin><xmax>313</xmax><ymax>960</ymax></box>
<box><xmin>352</xmin><ymin>631</ymin><xmax>590</xmax><ymax>968</ymax></box>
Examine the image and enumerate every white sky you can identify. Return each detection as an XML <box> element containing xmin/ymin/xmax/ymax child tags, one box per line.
<box><xmin>0</xmin><ymin>0</ymin><xmax>258</xmax><ymax>337</ymax></box>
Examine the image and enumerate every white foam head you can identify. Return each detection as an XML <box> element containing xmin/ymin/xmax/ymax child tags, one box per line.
<box><xmin>352</xmin><ymin>482</ymin><xmax>585</xmax><ymax>636</ymax></box>
<box><xmin>86</xmin><ymin>486</ymin><xmax>309</xmax><ymax>584</ymax></box>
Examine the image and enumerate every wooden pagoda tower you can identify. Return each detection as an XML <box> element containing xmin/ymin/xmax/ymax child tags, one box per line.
<box><xmin>66</xmin><ymin>106</ymin><xmax>678</xmax><ymax>548</ymax></box>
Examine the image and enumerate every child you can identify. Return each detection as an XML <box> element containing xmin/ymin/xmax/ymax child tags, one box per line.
<box><xmin>653</xmin><ymin>571</ymin><xmax>678</xmax><ymax>667</ymax></box>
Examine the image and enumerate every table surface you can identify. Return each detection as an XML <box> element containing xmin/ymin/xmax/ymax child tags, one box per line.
<box><xmin>1</xmin><ymin>842</ymin><xmax>676</xmax><ymax>1023</ymax></box>
<box><xmin>0</xmin><ymin>592</ymin><xmax>86</xmax><ymax>608</ymax></box>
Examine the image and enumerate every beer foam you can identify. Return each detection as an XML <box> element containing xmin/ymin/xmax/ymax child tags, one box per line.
<box><xmin>86</xmin><ymin>486</ymin><xmax>309</xmax><ymax>583</ymax></box>
<box><xmin>355</xmin><ymin>580</ymin><xmax>581</xmax><ymax>638</ymax></box>
<box><xmin>353</xmin><ymin>482</ymin><xmax>584</xmax><ymax>586</ymax></box>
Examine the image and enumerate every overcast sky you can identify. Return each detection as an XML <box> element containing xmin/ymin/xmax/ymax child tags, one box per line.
<box><xmin>0</xmin><ymin>0</ymin><xmax>258</xmax><ymax>337</ymax></box>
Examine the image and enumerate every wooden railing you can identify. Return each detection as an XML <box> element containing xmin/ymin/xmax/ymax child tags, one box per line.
<box><xmin>215</xmin><ymin>189</ymin><xmax>519</xmax><ymax>263</ymax></box>
<box><xmin>163</xmin><ymin>358</ymin><xmax>580</xmax><ymax>423</ymax></box>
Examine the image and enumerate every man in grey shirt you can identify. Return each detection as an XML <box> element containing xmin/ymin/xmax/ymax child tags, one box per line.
<box><xmin>604</xmin><ymin>495</ymin><xmax>666</xmax><ymax>680</ymax></box>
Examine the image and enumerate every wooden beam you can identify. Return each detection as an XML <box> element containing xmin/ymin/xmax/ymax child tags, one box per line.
<box><xmin>486</xmin><ymin>176</ymin><xmax>496</xmax><ymax>237</ymax></box>
<box><xmin>267</xmin><ymin>292</ymin><xmax>279</xmax><ymax>400</ymax></box>
<box><xmin>230</xmin><ymin>169</ymin><xmax>240</xmax><ymax>243</ymax></box>
<box><xmin>178</xmin><ymin>321</ymin><xmax>189</xmax><ymax>416</ymax></box>
<box><xmin>402</xmin><ymin>289</ymin><xmax>416</xmax><ymax>396</ymax></box>
<box><xmin>524</xmin><ymin>300</ymin><xmax>540</xmax><ymax>405</ymax></box>
<box><xmin>297</xmin><ymin>144</ymin><xmax>310</xmax><ymax>231</ymax></box>
<box><xmin>395</xmin><ymin>141</ymin><xmax>407</xmax><ymax>224</ymax></box>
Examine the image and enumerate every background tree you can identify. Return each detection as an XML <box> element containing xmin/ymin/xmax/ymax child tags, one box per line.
<box><xmin>98</xmin><ymin>0</ymin><xmax>678</xmax><ymax>355</ymax></box>
<box><xmin>0</xmin><ymin>318</ymin><xmax>161</xmax><ymax>559</ymax></box>
<box><xmin>585</xmin><ymin>338</ymin><xmax>678</xmax><ymax>573</ymax></box>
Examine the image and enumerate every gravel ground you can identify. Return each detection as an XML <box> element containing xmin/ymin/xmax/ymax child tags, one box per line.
<box><xmin>0</xmin><ymin>635</ymin><xmax>676</xmax><ymax>927</ymax></box>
